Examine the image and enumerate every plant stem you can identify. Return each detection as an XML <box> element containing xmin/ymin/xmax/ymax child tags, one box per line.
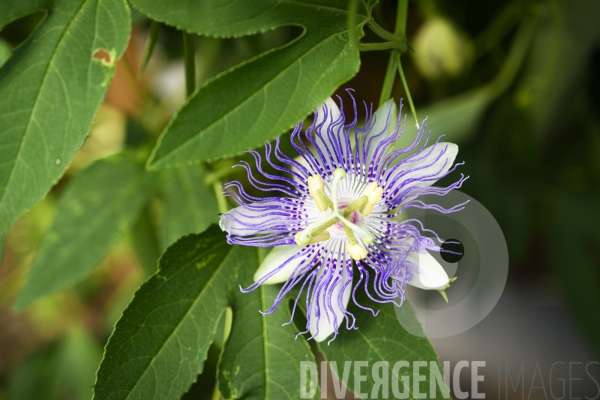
<box><xmin>348</xmin><ymin>0</ymin><xmax>362</xmax><ymax>51</ymax></box>
<box><xmin>204</xmin><ymin>165</ymin><xmax>235</xmax><ymax>186</ymax></box>
<box><xmin>395</xmin><ymin>52</ymin><xmax>419</xmax><ymax>128</ymax></box>
<box><xmin>183</xmin><ymin>32</ymin><xmax>196</xmax><ymax>97</ymax></box>
<box><xmin>378</xmin><ymin>0</ymin><xmax>410</xmax><ymax>106</ymax></box>
<box><xmin>379</xmin><ymin>55</ymin><xmax>396</xmax><ymax>107</ymax></box>
<box><xmin>368</xmin><ymin>20</ymin><xmax>406</xmax><ymax>42</ymax></box>
<box><xmin>395</xmin><ymin>0</ymin><xmax>409</xmax><ymax>35</ymax></box>
<box><xmin>358</xmin><ymin>41</ymin><xmax>409</xmax><ymax>51</ymax></box>
<box><xmin>211</xmin><ymin>385</ymin><xmax>221</xmax><ymax>400</ymax></box>
<box><xmin>213</xmin><ymin>180</ymin><xmax>229</xmax><ymax>214</ymax></box>
<box><xmin>349</xmin><ymin>0</ymin><xmax>408</xmax><ymax>52</ymax></box>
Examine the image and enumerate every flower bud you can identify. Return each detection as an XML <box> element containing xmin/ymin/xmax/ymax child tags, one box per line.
<box><xmin>412</xmin><ymin>17</ymin><xmax>474</xmax><ymax>80</ymax></box>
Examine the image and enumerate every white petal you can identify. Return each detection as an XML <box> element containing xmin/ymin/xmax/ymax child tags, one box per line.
<box><xmin>367</xmin><ymin>99</ymin><xmax>398</xmax><ymax>164</ymax></box>
<box><xmin>406</xmin><ymin>250</ymin><xmax>449</xmax><ymax>290</ymax></box>
<box><xmin>309</xmin><ymin>251</ymin><xmax>352</xmax><ymax>342</ymax></box>
<box><xmin>397</xmin><ymin>142</ymin><xmax>458</xmax><ymax>189</ymax></box>
<box><xmin>219</xmin><ymin>205</ymin><xmax>265</xmax><ymax>235</ymax></box>
<box><xmin>291</xmin><ymin>155</ymin><xmax>312</xmax><ymax>184</ymax></box>
<box><xmin>254</xmin><ymin>245</ymin><xmax>307</xmax><ymax>284</ymax></box>
<box><xmin>219</xmin><ymin>201</ymin><xmax>305</xmax><ymax>236</ymax></box>
<box><xmin>315</xmin><ymin>97</ymin><xmax>341</xmax><ymax>129</ymax></box>
<box><xmin>312</xmin><ymin>97</ymin><xmax>346</xmax><ymax>167</ymax></box>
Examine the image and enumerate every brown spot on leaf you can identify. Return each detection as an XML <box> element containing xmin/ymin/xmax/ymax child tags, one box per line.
<box><xmin>93</xmin><ymin>48</ymin><xmax>112</xmax><ymax>64</ymax></box>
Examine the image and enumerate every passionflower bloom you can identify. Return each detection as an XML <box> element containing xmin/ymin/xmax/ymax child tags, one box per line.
<box><xmin>220</xmin><ymin>91</ymin><xmax>467</xmax><ymax>342</ymax></box>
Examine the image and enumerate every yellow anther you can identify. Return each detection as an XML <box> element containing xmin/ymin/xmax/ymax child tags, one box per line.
<box><xmin>295</xmin><ymin>230</ymin><xmax>311</xmax><ymax>245</ymax></box>
<box><xmin>308</xmin><ymin>175</ymin><xmax>332</xmax><ymax>211</ymax></box>
<box><xmin>361</xmin><ymin>182</ymin><xmax>384</xmax><ymax>216</ymax></box>
<box><xmin>347</xmin><ymin>242</ymin><xmax>368</xmax><ymax>261</ymax></box>
<box><xmin>300</xmin><ymin>171</ymin><xmax>377</xmax><ymax>259</ymax></box>
<box><xmin>362</xmin><ymin>182</ymin><xmax>379</xmax><ymax>196</ymax></box>
<box><xmin>295</xmin><ymin>230</ymin><xmax>331</xmax><ymax>245</ymax></box>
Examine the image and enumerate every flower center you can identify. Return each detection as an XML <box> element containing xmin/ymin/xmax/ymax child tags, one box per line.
<box><xmin>329</xmin><ymin>202</ymin><xmax>361</xmax><ymax>234</ymax></box>
<box><xmin>295</xmin><ymin>168</ymin><xmax>383</xmax><ymax>261</ymax></box>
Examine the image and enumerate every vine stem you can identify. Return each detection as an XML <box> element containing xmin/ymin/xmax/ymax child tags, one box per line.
<box><xmin>213</xmin><ymin>180</ymin><xmax>229</xmax><ymax>214</ymax></box>
<box><xmin>395</xmin><ymin>52</ymin><xmax>419</xmax><ymax>129</ymax></box>
<box><xmin>378</xmin><ymin>0</ymin><xmax>410</xmax><ymax>107</ymax></box>
<box><xmin>349</xmin><ymin>0</ymin><xmax>407</xmax><ymax>52</ymax></box>
<box><xmin>183</xmin><ymin>32</ymin><xmax>196</xmax><ymax>97</ymax></box>
<box><xmin>368</xmin><ymin>20</ymin><xmax>406</xmax><ymax>42</ymax></box>
<box><xmin>378</xmin><ymin>56</ymin><xmax>396</xmax><ymax>106</ymax></box>
<box><xmin>203</xmin><ymin>160</ymin><xmax>229</xmax><ymax>214</ymax></box>
<box><xmin>395</xmin><ymin>0</ymin><xmax>409</xmax><ymax>34</ymax></box>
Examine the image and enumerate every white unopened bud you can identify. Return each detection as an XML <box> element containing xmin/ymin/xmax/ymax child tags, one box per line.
<box><xmin>412</xmin><ymin>17</ymin><xmax>474</xmax><ymax>80</ymax></box>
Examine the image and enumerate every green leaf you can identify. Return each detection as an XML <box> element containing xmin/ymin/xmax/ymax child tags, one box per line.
<box><xmin>0</xmin><ymin>0</ymin><xmax>131</xmax><ymax>235</ymax></box>
<box><xmin>523</xmin><ymin>0</ymin><xmax>600</xmax><ymax>136</ymax></box>
<box><xmin>0</xmin><ymin>232</ymin><xmax>6</xmax><ymax>264</ymax></box>
<box><xmin>9</xmin><ymin>344</ymin><xmax>57</xmax><ymax>400</ymax></box>
<box><xmin>393</xmin><ymin>85</ymin><xmax>493</xmax><ymax>155</ymax></box>
<box><xmin>411</xmin><ymin>88</ymin><xmax>491</xmax><ymax>143</ymax></box>
<box><xmin>546</xmin><ymin>193</ymin><xmax>600</xmax><ymax>355</ymax></box>
<box><xmin>94</xmin><ymin>225</ymin><xmax>316</xmax><ymax>400</ymax></box>
<box><xmin>134</xmin><ymin>0</ymin><xmax>364</xmax><ymax>168</ymax></box>
<box><xmin>139</xmin><ymin>20</ymin><xmax>160</xmax><ymax>76</ymax></box>
<box><xmin>219</xmin><ymin>285</ymin><xmax>317</xmax><ymax>400</ymax></box>
<box><xmin>9</xmin><ymin>327</ymin><xmax>102</xmax><ymax>400</ymax></box>
<box><xmin>130</xmin><ymin>204</ymin><xmax>161</xmax><ymax>276</ymax></box>
<box><xmin>14</xmin><ymin>153</ymin><xmax>156</xmax><ymax>310</ymax></box>
<box><xmin>160</xmin><ymin>165</ymin><xmax>219</xmax><ymax>249</ymax></box>
<box><xmin>318</xmin><ymin>291</ymin><xmax>449</xmax><ymax>399</ymax></box>
<box><xmin>0</xmin><ymin>38</ymin><xmax>11</xmax><ymax>68</ymax></box>
<box><xmin>54</xmin><ymin>327</ymin><xmax>105</xmax><ymax>400</ymax></box>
